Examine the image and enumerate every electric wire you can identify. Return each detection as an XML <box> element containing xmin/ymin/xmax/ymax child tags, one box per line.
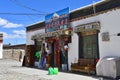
<box><xmin>10</xmin><ymin>0</ymin><xmax>49</xmax><ymax>14</ymax></box>
<box><xmin>0</xmin><ymin>13</ymin><xmax>47</xmax><ymax>15</ymax></box>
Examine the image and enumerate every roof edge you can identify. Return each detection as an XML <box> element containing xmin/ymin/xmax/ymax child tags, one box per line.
<box><xmin>26</xmin><ymin>20</ymin><xmax>44</xmax><ymax>28</ymax></box>
<box><xmin>70</xmin><ymin>0</ymin><xmax>109</xmax><ymax>13</ymax></box>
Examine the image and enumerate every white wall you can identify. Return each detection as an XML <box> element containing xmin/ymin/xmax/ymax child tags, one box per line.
<box><xmin>70</xmin><ymin>9</ymin><xmax>120</xmax><ymax>62</ymax></box>
<box><xmin>26</xmin><ymin>29</ymin><xmax>45</xmax><ymax>45</ymax></box>
<box><xmin>69</xmin><ymin>13</ymin><xmax>100</xmax><ymax>70</ymax></box>
<box><xmin>0</xmin><ymin>43</ymin><xmax>3</xmax><ymax>59</ymax></box>
<box><xmin>98</xmin><ymin>9</ymin><xmax>120</xmax><ymax>58</ymax></box>
<box><xmin>68</xmin><ymin>33</ymin><xmax>79</xmax><ymax>70</ymax></box>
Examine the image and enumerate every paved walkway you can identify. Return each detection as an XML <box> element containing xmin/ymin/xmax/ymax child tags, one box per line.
<box><xmin>0</xmin><ymin>59</ymin><xmax>100</xmax><ymax>80</ymax></box>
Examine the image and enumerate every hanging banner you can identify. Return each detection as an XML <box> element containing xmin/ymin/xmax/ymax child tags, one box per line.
<box><xmin>45</xmin><ymin>7</ymin><xmax>70</xmax><ymax>32</ymax></box>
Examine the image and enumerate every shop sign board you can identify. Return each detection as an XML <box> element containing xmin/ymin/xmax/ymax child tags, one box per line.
<box><xmin>102</xmin><ymin>32</ymin><xmax>110</xmax><ymax>41</ymax></box>
<box><xmin>45</xmin><ymin>7</ymin><xmax>70</xmax><ymax>32</ymax></box>
<box><xmin>74</xmin><ymin>22</ymin><xmax>100</xmax><ymax>32</ymax></box>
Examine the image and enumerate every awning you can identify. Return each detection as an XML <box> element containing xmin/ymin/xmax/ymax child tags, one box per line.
<box><xmin>31</xmin><ymin>34</ymin><xmax>45</xmax><ymax>41</ymax></box>
<box><xmin>31</xmin><ymin>28</ymin><xmax>73</xmax><ymax>40</ymax></box>
<box><xmin>45</xmin><ymin>29</ymin><xmax>73</xmax><ymax>38</ymax></box>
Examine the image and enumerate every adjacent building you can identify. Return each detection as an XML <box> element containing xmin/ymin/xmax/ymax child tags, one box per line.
<box><xmin>0</xmin><ymin>33</ymin><xmax>3</xmax><ymax>59</ymax></box>
<box><xmin>3</xmin><ymin>44</ymin><xmax>25</xmax><ymax>61</ymax></box>
<box><xmin>26</xmin><ymin>21</ymin><xmax>45</xmax><ymax>66</ymax></box>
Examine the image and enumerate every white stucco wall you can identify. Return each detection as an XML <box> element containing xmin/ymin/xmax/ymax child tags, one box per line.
<box><xmin>68</xmin><ymin>33</ymin><xmax>79</xmax><ymax>70</ymax></box>
<box><xmin>69</xmin><ymin>16</ymin><xmax>99</xmax><ymax>70</ymax></box>
<box><xmin>98</xmin><ymin>9</ymin><xmax>120</xmax><ymax>58</ymax></box>
<box><xmin>0</xmin><ymin>43</ymin><xmax>3</xmax><ymax>59</ymax></box>
<box><xmin>70</xmin><ymin>9</ymin><xmax>120</xmax><ymax>63</ymax></box>
<box><xmin>26</xmin><ymin>29</ymin><xmax>45</xmax><ymax>45</ymax></box>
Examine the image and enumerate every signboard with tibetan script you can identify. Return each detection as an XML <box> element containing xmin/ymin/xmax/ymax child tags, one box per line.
<box><xmin>45</xmin><ymin>8</ymin><xmax>70</xmax><ymax>32</ymax></box>
<box><xmin>74</xmin><ymin>22</ymin><xmax>100</xmax><ymax>32</ymax></box>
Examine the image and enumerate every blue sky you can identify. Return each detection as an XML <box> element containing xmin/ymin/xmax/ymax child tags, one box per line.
<box><xmin>0</xmin><ymin>0</ymin><xmax>100</xmax><ymax>45</ymax></box>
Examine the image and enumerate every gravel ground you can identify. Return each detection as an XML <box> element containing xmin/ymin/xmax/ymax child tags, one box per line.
<box><xmin>0</xmin><ymin>59</ymin><xmax>102</xmax><ymax>80</ymax></box>
<box><xmin>0</xmin><ymin>59</ymin><xmax>42</xmax><ymax>80</ymax></box>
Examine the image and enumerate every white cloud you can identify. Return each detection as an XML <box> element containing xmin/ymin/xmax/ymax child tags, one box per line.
<box><xmin>0</xmin><ymin>18</ymin><xmax>23</xmax><ymax>28</ymax></box>
<box><xmin>0</xmin><ymin>18</ymin><xmax>7</xmax><ymax>25</ymax></box>
<box><xmin>0</xmin><ymin>30</ymin><xmax>26</xmax><ymax>39</ymax></box>
<box><xmin>13</xmin><ymin>30</ymin><xmax>26</xmax><ymax>35</ymax></box>
<box><xmin>3</xmin><ymin>23</ymin><xmax>23</xmax><ymax>28</ymax></box>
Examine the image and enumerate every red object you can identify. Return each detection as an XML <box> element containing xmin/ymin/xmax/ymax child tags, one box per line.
<box><xmin>0</xmin><ymin>40</ymin><xmax>3</xmax><ymax>43</ymax></box>
<box><xmin>54</xmin><ymin>40</ymin><xmax>60</xmax><ymax>67</ymax></box>
<box><xmin>96</xmin><ymin>59</ymin><xmax>99</xmax><ymax>63</ymax></box>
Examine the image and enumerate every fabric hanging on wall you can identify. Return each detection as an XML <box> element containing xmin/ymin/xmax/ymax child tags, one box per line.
<box><xmin>54</xmin><ymin>39</ymin><xmax>60</xmax><ymax>67</ymax></box>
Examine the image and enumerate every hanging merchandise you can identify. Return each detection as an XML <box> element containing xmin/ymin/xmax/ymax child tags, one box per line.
<box><xmin>42</xmin><ymin>57</ymin><xmax>46</xmax><ymax>68</ymax></box>
<box><xmin>46</xmin><ymin>43</ymin><xmax>52</xmax><ymax>55</ymax></box>
<box><xmin>40</xmin><ymin>43</ymin><xmax>47</xmax><ymax>68</ymax></box>
<box><xmin>60</xmin><ymin>40</ymin><xmax>66</xmax><ymax>64</ymax></box>
<box><xmin>38</xmin><ymin>51</ymin><xmax>42</xmax><ymax>68</ymax></box>
<box><xmin>54</xmin><ymin>39</ymin><xmax>61</xmax><ymax>67</ymax></box>
<box><xmin>35</xmin><ymin>52</ymin><xmax>40</xmax><ymax>59</ymax></box>
<box><xmin>64</xmin><ymin>45</ymin><xmax>68</xmax><ymax>51</ymax></box>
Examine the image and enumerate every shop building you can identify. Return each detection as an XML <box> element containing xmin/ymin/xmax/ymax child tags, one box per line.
<box><xmin>44</xmin><ymin>8</ymin><xmax>73</xmax><ymax>70</ymax></box>
<box><xmin>26</xmin><ymin>0</ymin><xmax>120</xmax><ymax>73</ymax></box>
<box><xmin>26</xmin><ymin>22</ymin><xmax>45</xmax><ymax>66</ymax></box>
<box><xmin>70</xmin><ymin>0</ymin><xmax>120</xmax><ymax>73</ymax></box>
<box><xmin>0</xmin><ymin>33</ymin><xmax>3</xmax><ymax>59</ymax></box>
<box><xmin>26</xmin><ymin>8</ymin><xmax>73</xmax><ymax>71</ymax></box>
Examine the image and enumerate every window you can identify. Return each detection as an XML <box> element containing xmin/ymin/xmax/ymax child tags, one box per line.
<box><xmin>79</xmin><ymin>31</ymin><xmax>99</xmax><ymax>59</ymax></box>
<box><xmin>83</xmin><ymin>34</ymin><xmax>98</xmax><ymax>58</ymax></box>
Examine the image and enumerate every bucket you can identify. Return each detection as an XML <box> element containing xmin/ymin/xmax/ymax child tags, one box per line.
<box><xmin>62</xmin><ymin>64</ymin><xmax>67</xmax><ymax>71</ymax></box>
<box><xmin>46</xmin><ymin>64</ymin><xmax>50</xmax><ymax>69</ymax></box>
<box><xmin>48</xmin><ymin>67</ymin><xmax>53</xmax><ymax>75</ymax></box>
<box><xmin>53</xmin><ymin>67</ymin><xmax>58</xmax><ymax>75</ymax></box>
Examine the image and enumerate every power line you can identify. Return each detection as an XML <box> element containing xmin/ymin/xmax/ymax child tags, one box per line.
<box><xmin>0</xmin><ymin>12</ymin><xmax>45</xmax><ymax>22</ymax></box>
<box><xmin>10</xmin><ymin>0</ymin><xmax>49</xmax><ymax>14</ymax></box>
<box><xmin>0</xmin><ymin>13</ymin><xmax>47</xmax><ymax>16</ymax></box>
<box><xmin>2</xmin><ymin>18</ymin><xmax>41</xmax><ymax>22</ymax></box>
<box><xmin>26</xmin><ymin>15</ymin><xmax>38</xmax><ymax>22</ymax></box>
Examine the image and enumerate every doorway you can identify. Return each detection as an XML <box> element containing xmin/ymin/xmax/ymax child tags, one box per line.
<box><xmin>79</xmin><ymin>30</ymin><xmax>99</xmax><ymax>59</ymax></box>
